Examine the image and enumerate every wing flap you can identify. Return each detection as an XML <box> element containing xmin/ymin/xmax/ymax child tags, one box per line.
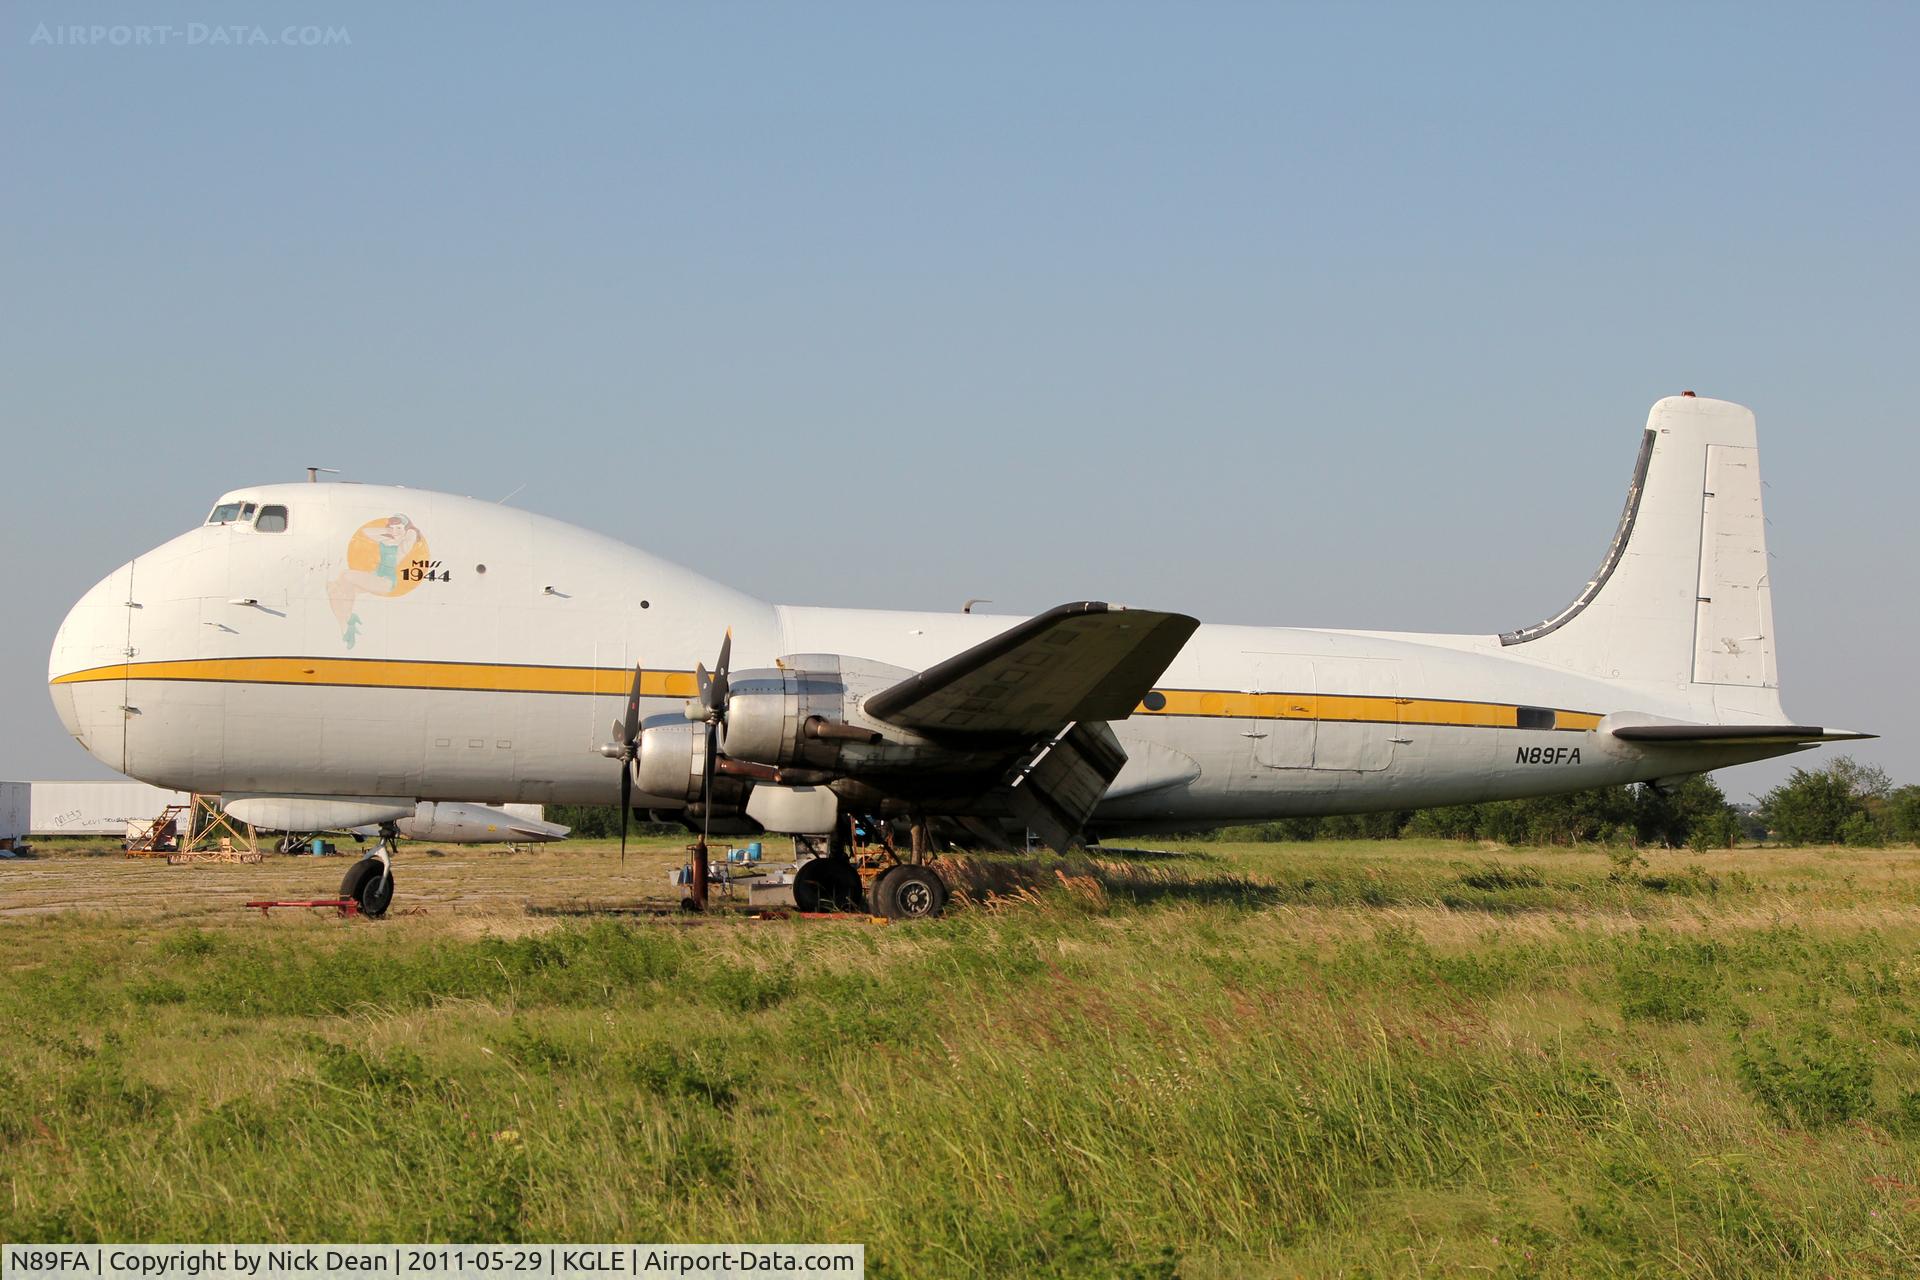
<box><xmin>864</xmin><ymin>601</ymin><xmax>1199</xmax><ymax>737</ymax></box>
<box><xmin>1004</xmin><ymin>721</ymin><xmax>1130</xmax><ymax>853</ymax></box>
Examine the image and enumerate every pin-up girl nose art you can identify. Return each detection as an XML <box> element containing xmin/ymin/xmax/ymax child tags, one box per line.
<box><xmin>327</xmin><ymin>515</ymin><xmax>428</xmax><ymax>648</ymax></box>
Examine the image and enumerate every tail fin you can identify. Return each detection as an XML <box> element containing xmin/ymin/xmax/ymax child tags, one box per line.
<box><xmin>1500</xmin><ymin>395</ymin><xmax>1779</xmax><ymax>701</ymax></box>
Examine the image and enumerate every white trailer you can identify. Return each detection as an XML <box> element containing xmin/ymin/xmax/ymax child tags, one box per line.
<box><xmin>28</xmin><ymin>780</ymin><xmax>193</xmax><ymax>837</ymax></box>
<box><xmin>0</xmin><ymin>781</ymin><xmax>28</xmax><ymax>852</ymax></box>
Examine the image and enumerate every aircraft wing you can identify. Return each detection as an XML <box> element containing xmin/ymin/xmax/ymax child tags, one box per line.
<box><xmin>1611</xmin><ymin>723</ymin><xmax>1875</xmax><ymax>746</ymax></box>
<box><xmin>864</xmin><ymin>601</ymin><xmax>1200</xmax><ymax>737</ymax></box>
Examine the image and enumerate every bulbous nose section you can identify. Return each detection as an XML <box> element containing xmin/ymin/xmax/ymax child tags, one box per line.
<box><xmin>48</xmin><ymin>559</ymin><xmax>137</xmax><ymax>772</ymax></box>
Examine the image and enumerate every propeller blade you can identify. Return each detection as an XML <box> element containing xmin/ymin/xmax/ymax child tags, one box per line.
<box><xmin>621</xmin><ymin>662</ymin><xmax>645</xmax><ymax>749</ymax></box>
<box><xmin>711</xmin><ymin>629</ymin><xmax>732</xmax><ymax>709</ymax></box>
<box><xmin>619</xmin><ymin>661</ymin><xmax>644</xmax><ymax>862</ymax></box>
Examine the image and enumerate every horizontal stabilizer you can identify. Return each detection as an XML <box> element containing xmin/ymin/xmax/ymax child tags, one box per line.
<box><xmin>1611</xmin><ymin>723</ymin><xmax>1875</xmax><ymax>746</ymax></box>
<box><xmin>865</xmin><ymin>601</ymin><xmax>1199</xmax><ymax>737</ymax></box>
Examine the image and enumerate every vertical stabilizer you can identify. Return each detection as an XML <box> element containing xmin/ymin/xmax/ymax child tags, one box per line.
<box><xmin>1500</xmin><ymin>396</ymin><xmax>1778</xmax><ymax>700</ymax></box>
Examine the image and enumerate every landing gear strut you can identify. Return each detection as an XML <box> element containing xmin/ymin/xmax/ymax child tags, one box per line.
<box><xmin>339</xmin><ymin>822</ymin><xmax>397</xmax><ymax>918</ymax></box>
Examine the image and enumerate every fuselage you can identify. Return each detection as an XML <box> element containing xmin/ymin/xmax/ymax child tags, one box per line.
<box><xmin>48</xmin><ymin>480</ymin><xmax>1793</xmax><ymax>835</ymax></box>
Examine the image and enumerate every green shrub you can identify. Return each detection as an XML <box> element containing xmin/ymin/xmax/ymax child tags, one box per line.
<box><xmin>1735</xmin><ymin>1035</ymin><xmax>1874</xmax><ymax>1128</ymax></box>
<box><xmin>1688</xmin><ymin>809</ymin><xmax>1740</xmax><ymax>851</ymax></box>
<box><xmin>1839</xmin><ymin>812</ymin><xmax>1885</xmax><ymax>848</ymax></box>
<box><xmin>1618</xmin><ymin>955</ymin><xmax>1712</xmax><ymax>1023</ymax></box>
<box><xmin>631</xmin><ymin>1039</ymin><xmax>743</xmax><ymax>1109</ymax></box>
<box><xmin>1761</xmin><ymin>757</ymin><xmax>1889</xmax><ymax>845</ymax></box>
<box><xmin>1889</xmin><ymin>785</ymin><xmax>1920</xmax><ymax>844</ymax></box>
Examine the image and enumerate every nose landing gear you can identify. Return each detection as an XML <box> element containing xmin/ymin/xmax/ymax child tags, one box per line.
<box><xmin>339</xmin><ymin>822</ymin><xmax>398</xmax><ymax>918</ymax></box>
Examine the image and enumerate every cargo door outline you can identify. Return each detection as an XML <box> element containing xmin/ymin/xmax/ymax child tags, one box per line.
<box><xmin>1309</xmin><ymin>658</ymin><xmax>1400</xmax><ymax>772</ymax></box>
<box><xmin>1250</xmin><ymin>654</ymin><xmax>1316</xmax><ymax>769</ymax></box>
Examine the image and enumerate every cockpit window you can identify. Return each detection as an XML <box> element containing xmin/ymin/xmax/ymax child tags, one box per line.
<box><xmin>255</xmin><ymin>505</ymin><xmax>288</xmax><ymax>532</ymax></box>
<box><xmin>206</xmin><ymin>501</ymin><xmax>264</xmax><ymax>525</ymax></box>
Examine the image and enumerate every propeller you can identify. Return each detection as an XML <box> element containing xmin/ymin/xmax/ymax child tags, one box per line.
<box><xmin>601</xmin><ymin>662</ymin><xmax>646</xmax><ymax>862</ymax></box>
<box><xmin>688</xmin><ymin>630</ymin><xmax>732</xmax><ymax>880</ymax></box>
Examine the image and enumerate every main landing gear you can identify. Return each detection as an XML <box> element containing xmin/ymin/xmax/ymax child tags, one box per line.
<box><xmin>339</xmin><ymin>822</ymin><xmax>397</xmax><ymax>918</ymax></box>
<box><xmin>791</xmin><ymin>854</ymin><xmax>865</xmax><ymax>913</ymax></box>
<box><xmin>869</xmin><ymin>862</ymin><xmax>947</xmax><ymax>920</ymax></box>
<box><xmin>792</xmin><ymin>813</ymin><xmax>950</xmax><ymax>920</ymax></box>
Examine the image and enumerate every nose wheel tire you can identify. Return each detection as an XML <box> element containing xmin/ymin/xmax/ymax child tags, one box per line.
<box><xmin>340</xmin><ymin>857</ymin><xmax>395</xmax><ymax>919</ymax></box>
<box><xmin>871</xmin><ymin>864</ymin><xmax>947</xmax><ymax>920</ymax></box>
<box><xmin>792</xmin><ymin>856</ymin><xmax>865</xmax><ymax>913</ymax></box>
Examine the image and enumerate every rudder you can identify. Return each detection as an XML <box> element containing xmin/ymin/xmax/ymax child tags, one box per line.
<box><xmin>1499</xmin><ymin>395</ymin><xmax>1778</xmax><ymax>697</ymax></box>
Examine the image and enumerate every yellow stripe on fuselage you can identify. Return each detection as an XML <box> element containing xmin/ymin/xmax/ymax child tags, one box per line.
<box><xmin>49</xmin><ymin>657</ymin><xmax>1601</xmax><ymax>731</ymax></box>
<box><xmin>1138</xmin><ymin>689</ymin><xmax>1600</xmax><ymax>731</ymax></box>
<box><xmin>50</xmin><ymin>657</ymin><xmax>700</xmax><ymax>699</ymax></box>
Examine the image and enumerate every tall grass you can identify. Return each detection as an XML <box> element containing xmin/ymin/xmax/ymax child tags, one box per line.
<box><xmin>3</xmin><ymin>840</ymin><xmax>1918</xmax><ymax>1276</ymax></box>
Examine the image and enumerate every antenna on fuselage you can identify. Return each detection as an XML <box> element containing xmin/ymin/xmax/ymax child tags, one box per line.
<box><xmin>497</xmin><ymin>483</ymin><xmax>527</xmax><ymax>505</ymax></box>
<box><xmin>305</xmin><ymin>467</ymin><xmax>340</xmax><ymax>483</ymax></box>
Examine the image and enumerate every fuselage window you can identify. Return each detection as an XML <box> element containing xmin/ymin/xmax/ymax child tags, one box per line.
<box><xmin>255</xmin><ymin>505</ymin><xmax>289</xmax><ymax>533</ymax></box>
<box><xmin>1516</xmin><ymin>706</ymin><xmax>1557</xmax><ymax>730</ymax></box>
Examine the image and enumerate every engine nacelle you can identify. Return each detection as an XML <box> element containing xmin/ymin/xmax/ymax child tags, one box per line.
<box><xmin>719</xmin><ymin>655</ymin><xmax>1010</xmax><ymax>776</ymax></box>
<box><xmin>634</xmin><ymin>721</ymin><xmax>745</xmax><ymax>807</ymax></box>
<box><xmin>719</xmin><ymin>662</ymin><xmax>857</xmax><ymax>770</ymax></box>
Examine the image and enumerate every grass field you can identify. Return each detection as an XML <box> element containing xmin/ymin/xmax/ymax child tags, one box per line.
<box><xmin>4</xmin><ymin>835</ymin><xmax>1920</xmax><ymax>1276</ymax></box>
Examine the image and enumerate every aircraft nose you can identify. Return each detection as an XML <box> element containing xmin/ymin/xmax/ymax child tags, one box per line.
<box><xmin>48</xmin><ymin>559</ymin><xmax>137</xmax><ymax>770</ymax></box>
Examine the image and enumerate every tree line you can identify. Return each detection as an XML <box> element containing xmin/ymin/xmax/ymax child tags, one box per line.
<box><xmin>1214</xmin><ymin>756</ymin><xmax>1920</xmax><ymax>849</ymax></box>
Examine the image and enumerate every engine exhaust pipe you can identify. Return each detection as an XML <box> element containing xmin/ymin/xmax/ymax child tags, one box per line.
<box><xmin>804</xmin><ymin>716</ymin><xmax>881</xmax><ymax>744</ymax></box>
<box><xmin>715</xmin><ymin>757</ymin><xmax>836</xmax><ymax>787</ymax></box>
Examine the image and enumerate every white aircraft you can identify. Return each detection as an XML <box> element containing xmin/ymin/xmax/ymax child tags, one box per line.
<box><xmin>48</xmin><ymin>395</ymin><xmax>1866</xmax><ymax>917</ymax></box>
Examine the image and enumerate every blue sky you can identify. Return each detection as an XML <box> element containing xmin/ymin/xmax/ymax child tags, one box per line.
<box><xmin>3</xmin><ymin>2</ymin><xmax>1914</xmax><ymax>799</ymax></box>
